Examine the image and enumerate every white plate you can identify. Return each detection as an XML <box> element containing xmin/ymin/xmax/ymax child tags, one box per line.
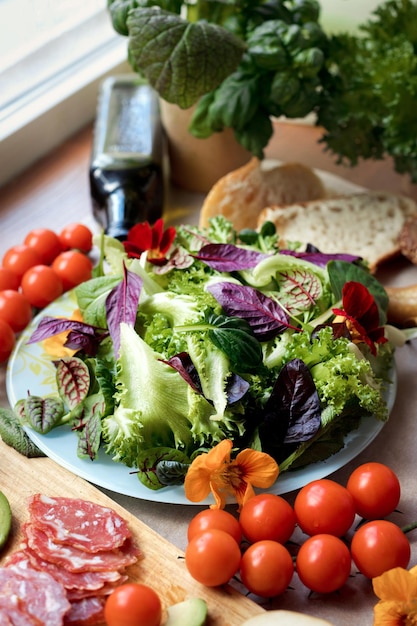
<box><xmin>6</xmin><ymin>290</ymin><xmax>396</xmax><ymax>505</ymax></box>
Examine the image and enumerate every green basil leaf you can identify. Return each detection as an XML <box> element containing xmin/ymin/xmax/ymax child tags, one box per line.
<box><xmin>0</xmin><ymin>407</ymin><xmax>45</xmax><ymax>458</ymax></box>
<box><xmin>136</xmin><ymin>447</ymin><xmax>190</xmax><ymax>490</ymax></box>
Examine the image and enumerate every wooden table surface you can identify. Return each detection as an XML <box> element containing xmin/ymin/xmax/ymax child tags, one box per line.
<box><xmin>1</xmin><ymin>119</ymin><xmax>417</xmax><ymax>626</ymax></box>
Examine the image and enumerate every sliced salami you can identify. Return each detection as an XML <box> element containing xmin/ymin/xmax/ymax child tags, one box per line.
<box><xmin>8</xmin><ymin>545</ymin><xmax>123</xmax><ymax>592</ymax></box>
<box><xmin>28</xmin><ymin>494</ymin><xmax>131</xmax><ymax>552</ymax></box>
<box><xmin>63</xmin><ymin>596</ymin><xmax>106</xmax><ymax>626</ymax></box>
<box><xmin>1</xmin><ymin>558</ymin><xmax>71</xmax><ymax>626</ymax></box>
<box><xmin>23</xmin><ymin>523</ymin><xmax>140</xmax><ymax>573</ymax></box>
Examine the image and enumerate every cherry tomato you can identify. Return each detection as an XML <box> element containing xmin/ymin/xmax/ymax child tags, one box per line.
<box><xmin>294</xmin><ymin>479</ymin><xmax>356</xmax><ymax>537</ymax></box>
<box><xmin>21</xmin><ymin>265</ymin><xmax>64</xmax><ymax>309</ymax></box>
<box><xmin>350</xmin><ymin>520</ymin><xmax>410</xmax><ymax>579</ymax></box>
<box><xmin>185</xmin><ymin>529</ymin><xmax>241</xmax><ymax>587</ymax></box>
<box><xmin>0</xmin><ymin>290</ymin><xmax>32</xmax><ymax>332</ymax></box>
<box><xmin>187</xmin><ymin>508</ymin><xmax>242</xmax><ymax>545</ymax></box>
<box><xmin>104</xmin><ymin>583</ymin><xmax>162</xmax><ymax>626</ymax></box>
<box><xmin>0</xmin><ymin>267</ymin><xmax>20</xmax><ymax>291</ymax></box>
<box><xmin>2</xmin><ymin>244</ymin><xmax>41</xmax><ymax>281</ymax></box>
<box><xmin>0</xmin><ymin>319</ymin><xmax>16</xmax><ymax>363</ymax></box>
<box><xmin>59</xmin><ymin>223</ymin><xmax>93</xmax><ymax>253</ymax></box>
<box><xmin>240</xmin><ymin>540</ymin><xmax>294</xmax><ymax>597</ymax></box>
<box><xmin>346</xmin><ymin>462</ymin><xmax>401</xmax><ymax>519</ymax></box>
<box><xmin>296</xmin><ymin>534</ymin><xmax>351</xmax><ymax>593</ymax></box>
<box><xmin>24</xmin><ymin>228</ymin><xmax>62</xmax><ymax>264</ymax></box>
<box><xmin>51</xmin><ymin>250</ymin><xmax>93</xmax><ymax>291</ymax></box>
<box><xmin>239</xmin><ymin>493</ymin><xmax>296</xmax><ymax>544</ymax></box>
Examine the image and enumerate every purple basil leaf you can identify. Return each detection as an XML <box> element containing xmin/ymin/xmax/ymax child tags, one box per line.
<box><xmin>259</xmin><ymin>358</ymin><xmax>321</xmax><ymax>456</ymax></box>
<box><xmin>193</xmin><ymin>243</ymin><xmax>270</xmax><ymax>272</ymax></box>
<box><xmin>207</xmin><ymin>281</ymin><xmax>291</xmax><ymax>340</ymax></box>
<box><xmin>162</xmin><ymin>352</ymin><xmax>249</xmax><ymax>404</ymax></box>
<box><xmin>161</xmin><ymin>352</ymin><xmax>203</xmax><ymax>394</ymax></box>
<box><xmin>27</xmin><ymin>316</ymin><xmax>101</xmax><ymax>345</ymax></box>
<box><xmin>226</xmin><ymin>374</ymin><xmax>250</xmax><ymax>404</ymax></box>
<box><xmin>64</xmin><ymin>330</ymin><xmax>107</xmax><ymax>357</ymax></box>
<box><xmin>105</xmin><ymin>265</ymin><xmax>143</xmax><ymax>357</ymax></box>
<box><xmin>280</xmin><ymin>249</ymin><xmax>361</xmax><ymax>268</ymax></box>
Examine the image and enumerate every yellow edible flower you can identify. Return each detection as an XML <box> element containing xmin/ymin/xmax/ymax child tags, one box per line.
<box><xmin>373</xmin><ymin>565</ymin><xmax>417</xmax><ymax>625</ymax></box>
<box><xmin>184</xmin><ymin>439</ymin><xmax>279</xmax><ymax>510</ymax></box>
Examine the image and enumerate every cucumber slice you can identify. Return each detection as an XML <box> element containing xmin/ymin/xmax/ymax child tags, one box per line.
<box><xmin>165</xmin><ymin>598</ymin><xmax>207</xmax><ymax>626</ymax></box>
<box><xmin>0</xmin><ymin>490</ymin><xmax>12</xmax><ymax>549</ymax></box>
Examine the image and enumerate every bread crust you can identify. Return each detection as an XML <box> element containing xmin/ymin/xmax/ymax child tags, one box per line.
<box><xmin>198</xmin><ymin>158</ymin><xmax>325</xmax><ymax>231</ymax></box>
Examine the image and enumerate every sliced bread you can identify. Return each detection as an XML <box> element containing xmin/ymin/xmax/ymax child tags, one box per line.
<box><xmin>199</xmin><ymin>157</ymin><xmax>326</xmax><ymax>231</ymax></box>
<box><xmin>258</xmin><ymin>192</ymin><xmax>417</xmax><ymax>273</ymax></box>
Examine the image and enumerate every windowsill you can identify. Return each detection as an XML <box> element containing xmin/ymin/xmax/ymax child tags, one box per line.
<box><xmin>0</xmin><ymin>36</ymin><xmax>130</xmax><ymax>189</ymax></box>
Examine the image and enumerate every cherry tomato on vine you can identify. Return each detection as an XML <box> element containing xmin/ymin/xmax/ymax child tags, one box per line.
<box><xmin>0</xmin><ymin>267</ymin><xmax>20</xmax><ymax>291</ymax></box>
<box><xmin>104</xmin><ymin>583</ymin><xmax>162</xmax><ymax>626</ymax></box>
<box><xmin>294</xmin><ymin>479</ymin><xmax>356</xmax><ymax>537</ymax></box>
<box><xmin>59</xmin><ymin>223</ymin><xmax>93</xmax><ymax>253</ymax></box>
<box><xmin>21</xmin><ymin>265</ymin><xmax>64</xmax><ymax>309</ymax></box>
<box><xmin>185</xmin><ymin>529</ymin><xmax>241</xmax><ymax>587</ymax></box>
<box><xmin>2</xmin><ymin>244</ymin><xmax>41</xmax><ymax>281</ymax></box>
<box><xmin>0</xmin><ymin>319</ymin><xmax>16</xmax><ymax>363</ymax></box>
<box><xmin>187</xmin><ymin>508</ymin><xmax>242</xmax><ymax>545</ymax></box>
<box><xmin>346</xmin><ymin>462</ymin><xmax>401</xmax><ymax>519</ymax></box>
<box><xmin>0</xmin><ymin>290</ymin><xmax>32</xmax><ymax>332</ymax></box>
<box><xmin>24</xmin><ymin>228</ymin><xmax>62</xmax><ymax>265</ymax></box>
<box><xmin>239</xmin><ymin>493</ymin><xmax>296</xmax><ymax>544</ymax></box>
<box><xmin>51</xmin><ymin>250</ymin><xmax>93</xmax><ymax>291</ymax></box>
<box><xmin>350</xmin><ymin>520</ymin><xmax>410</xmax><ymax>579</ymax></box>
<box><xmin>296</xmin><ymin>534</ymin><xmax>351</xmax><ymax>593</ymax></box>
<box><xmin>240</xmin><ymin>540</ymin><xmax>294</xmax><ymax>597</ymax></box>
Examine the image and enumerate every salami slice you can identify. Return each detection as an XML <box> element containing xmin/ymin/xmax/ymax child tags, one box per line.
<box><xmin>64</xmin><ymin>596</ymin><xmax>106</xmax><ymax>626</ymax></box>
<box><xmin>8</xmin><ymin>545</ymin><xmax>123</xmax><ymax>592</ymax></box>
<box><xmin>28</xmin><ymin>494</ymin><xmax>131</xmax><ymax>552</ymax></box>
<box><xmin>1</xmin><ymin>559</ymin><xmax>71</xmax><ymax>626</ymax></box>
<box><xmin>23</xmin><ymin>523</ymin><xmax>140</xmax><ymax>573</ymax></box>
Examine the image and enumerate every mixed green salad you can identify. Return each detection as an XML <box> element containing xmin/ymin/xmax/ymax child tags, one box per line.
<box><xmin>16</xmin><ymin>217</ymin><xmax>396</xmax><ymax>491</ymax></box>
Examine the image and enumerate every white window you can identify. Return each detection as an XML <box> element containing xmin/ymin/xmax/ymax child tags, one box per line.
<box><xmin>0</xmin><ymin>0</ymin><xmax>129</xmax><ymax>187</ymax></box>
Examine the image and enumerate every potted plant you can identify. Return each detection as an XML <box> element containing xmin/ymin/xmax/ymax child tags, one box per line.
<box><xmin>107</xmin><ymin>0</ymin><xmax>417</xmax><ymax>188</ymax></box>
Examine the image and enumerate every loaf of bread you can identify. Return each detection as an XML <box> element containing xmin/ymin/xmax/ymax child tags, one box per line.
<box><xmin>258</xmin><ymin>192</ymin><xmax>417</xmax><ymax>273</ymax></box>
<box><xmin>198</xmin><ymin>157</ymin><xmax>326</xmax><ymax>231</ymax></box>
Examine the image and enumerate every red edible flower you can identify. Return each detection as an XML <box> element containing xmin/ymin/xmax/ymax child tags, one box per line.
<box><xmin>123</xmin><ymin>218</ymin><xmax>176</xmax><ymax>265</ymax></box>
<box><xmin>332</xmin><ymin>281</ymin><xmax>387</xmax><ymax>355</ymax></box>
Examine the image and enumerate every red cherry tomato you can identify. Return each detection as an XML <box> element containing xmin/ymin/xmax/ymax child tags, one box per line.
<box><xmin>0</xmin><ymin>267</ymin><xmax>20</xmax><ymax>291</ymax></box>
<box><xmin>0</xmin><ymin>319</ymin><xmax>16</xmax><ymax>363</ymax></box>
<box><xmin>51</xmin><ymin>250</ymin><xmax>93</xmax><ymax>291</ymax></box>
<box><xmin>24</xmin><ymin>228</ymin><xmax>62</xmax><ymax>264</ymax></box>
<box><xmin>346</xmin><ymin>462</ymin><xmax>401</xmax><ymax>519</ymax></box>
<box><xmin>296</xmin><ymin>534</ymin><xmax>351</xmax><ymax>593</ymax></box>
<box><xmin>104</xmin><ymin>583</ymin><xmax>162</xmax><ymax>626</ymax></box>
<box><xmin>21</xmin><ymin>265</ymin><xmax>64</xmax><ymax>309</ymax></box>
<box><xmin>2</xmin><ymin>244</ymin><xmax>41</xmax><ymax>281</ymax></box>
<box><xmin>239</xmin><ymin>493</ymin><xmax>296</xmax><ymax>544</ymax></box>
<box><xmin>187</xmin><ymin>508</ymin><xmax>242</xmax><ymax>545</ymax></box>
<box><xmin>240</xmin><ymin>540</ymin><xmax>294</xmax><ymax>597</ymax></box>
<box><xmin>350</xmin><ymin>520</ymin><xmax>410</xmax><ymax>579</ymax></box>
<box><xmin>294</xmin><ymin>479</ymin><xmax>356</xmax><ymax>537</ymax></box>
<box><xmin>185</xmin><ymin>529</ymin><xmax>241</xmax><ymax>587</ymax></box>
<box><xmin>0</xmin><ymin>290</ymin><xmax>32</xmax><ymax>332</ymax></box>
<box><xmin>59</xmin><ymin>223</ymin><xmax>93</xmax><ymax>253</ymax></box>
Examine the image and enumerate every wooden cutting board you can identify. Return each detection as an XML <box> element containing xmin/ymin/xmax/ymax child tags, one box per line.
<box><xmin>0</xmin><ymin>438</ymin><xmax>264</xmax><ymax>625</ymax></box>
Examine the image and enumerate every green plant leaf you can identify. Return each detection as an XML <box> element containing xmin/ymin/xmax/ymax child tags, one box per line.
<box><xmin>126</xmin><ymin>7</ymin><xmax>246</xmax><ymax>108</ymax></box>
<box><xmin>208</xmin><ymin>314</ymin><xmax>263</xmax><ymax>373</ymax></box>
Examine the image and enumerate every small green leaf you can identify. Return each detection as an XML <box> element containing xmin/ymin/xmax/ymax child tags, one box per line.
<box><xmin>23</xmin><ymin>396</ymin><xmax>65</xmax><ymax>435</ymax></box>
<box><xmin>136</xmin><ymin>447</ymin><xmax>190</xmax><ymax>490</ymax></box>
<box><xmin>0</xmin><ymin>407</ymin><xmax>45</xmax><ymax>458</ymax></box>
<box><xmin>207</xmin><ymin>314</ymin><xmax>263</xmax><ymax>373</ymax></box>
<box><xmin>156</xmin><ymin>460</ymin><xmax>189</xmax><ymax>486</ymax></box>
<box><xmin>55</xmin><ymin>357</ymin><xmax>90</xmax><ymax>410</ymax></box>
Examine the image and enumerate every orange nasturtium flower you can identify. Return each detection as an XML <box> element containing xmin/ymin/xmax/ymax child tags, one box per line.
<box><xmin>372</xmin><ymin>565</ymin><xmax>417</xmax><ymax>626</ymax></box>
<box><xmin>184</xmin><ymin>439</ymin><xmax>279</xmax><ymax>510</ymax></box>
<box><xmin>42</xmin><ymin>309</ymin><xmax>84</xmax><ymax>358</ymax></box>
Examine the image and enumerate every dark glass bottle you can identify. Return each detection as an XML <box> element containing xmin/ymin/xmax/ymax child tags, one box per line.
<box><xmin>89</xmin><ymin>76</ymin><xmax>165</xmax><ymax>240</ymax></box>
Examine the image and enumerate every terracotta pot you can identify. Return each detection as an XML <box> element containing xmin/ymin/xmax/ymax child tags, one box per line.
<box><xmin>160</xmin><ymin>100</ymin><xmax>252</xmax><ymax>193</ymax></box>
